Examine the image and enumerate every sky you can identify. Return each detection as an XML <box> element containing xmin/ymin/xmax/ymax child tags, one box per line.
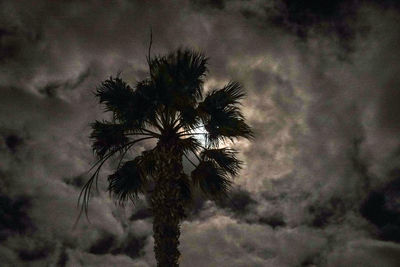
<box><xmin>1</xmin><ymin>0</ymin><xmax>400</xmax><ymax>266</ymax></box>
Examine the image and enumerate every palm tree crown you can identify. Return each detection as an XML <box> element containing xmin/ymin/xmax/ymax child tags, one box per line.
<box><xmin>80</xmin><ymin>48</ymin><xmax>253</xmax><ymax>266</ymax></box>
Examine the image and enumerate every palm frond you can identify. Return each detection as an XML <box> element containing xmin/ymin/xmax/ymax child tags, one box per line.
<box><xmin>201</xmin><ymin>81</ymin><xmax>245</xmax><ymax>109</ymax></box>
<box><xmin>108</xmin><ymin>157</ymin><xmax>147</xmax><ymax>205</ymax></box>
<box><xmin>96</xmin><ymin>77</ymin><xmax>135</xmax><ymax>120</ymax></box>
<box><xmin>191</xmin><ymin>161</ymin><xmax>232</xmax><ymax>199</ymax></box>
<box><xmin>176</xmin><ymin>136</ymin><xmax>201</xmax><ymax>154</ymax></box>
<box><xmin>178</xmin><ymin>105</ymin><xmax>202</xmax><ymax>131</ymax></box>
<box><xmin>78</xmin><ymin>136</ymin><xmax>155</xmax><ymax>219</ymax></box>
<box><xmin>197</xmin><ymin>81</ymin><xmax>253</xmax><ymax>145</ymax></box>
<box><xmin>96</xmin><ymin>77</ymin><xmax>158</xmax><ymax>129</ymax></box>
<box><xmin>171</xmin><ymin>49</ymin><xmax>208</xmax><ymax>100</ymax></box>
<box><xmin>132</xmin><ymin>79</ymin><xmax>159</xmax><ymax>127</ymax></box>
<box><xmin>200</xmin><ymin>148</ymin><xmax>242</xmax><ymax>176</ymax></box>
<box><xmin>77</xmin><ymin>148</ymin><xmax>117</xmax><ymax>221</ymax></box>
<box><xmin>203</xmin><ymin>108</ymin><xmax>254</xmax><ymax>146</ymax></box>
<box><xmin>148</xmin><ymin>49</ymin><xmax>208</xmax><ymax>111</ymax></box>
<box><xmin>90</xmin><ymin>121</ymin><xmax>129</xmax><ymax>158</ymax></box>
<box><xmin>139</xmin><ymin>149</ymin><xmax>158</xmax><ymax>176</ymax></box>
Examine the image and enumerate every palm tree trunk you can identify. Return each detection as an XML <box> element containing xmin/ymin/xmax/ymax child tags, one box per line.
<box><xmin>151</xmin><ymin>145</ymin><xmax>185</xmax><ymax>267</ymax></box>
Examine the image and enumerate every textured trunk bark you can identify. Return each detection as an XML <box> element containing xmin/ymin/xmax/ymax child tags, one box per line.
<box><xmin>151</xmin><ymin>145</ymin><xmax>185</xmax><ymax>267</ymax></box>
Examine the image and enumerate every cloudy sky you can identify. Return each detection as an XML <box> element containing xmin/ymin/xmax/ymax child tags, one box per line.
<box><xmin>1</xmin><ymin>0</ymin><xmax>400</xmax><ymax>266</ymax></box>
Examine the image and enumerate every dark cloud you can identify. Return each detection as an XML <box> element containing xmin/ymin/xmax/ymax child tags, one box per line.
<box><xmin>1</xmin><ymin>0</ymin><xmax>400</xmax><ymax>266</ymax></box>
<box><xmin>215</xmin><ymin>187</ymin><xmax>257</xmax><ymax>216</ymax></box>
<box><xmin>18</xmin><ymin>243</ymin><xmax>52</xmax><ymax>262</ymax></box>
<box><xmin>0</xmin><ymin>194</ymin><xmax>34</xmax><ymax>240</ymax></box>
<box><xmin>89</xmin><ymin>232</ymin><xmax>116</xmax><ymax>255</ymax></box>
<box><xmin>378</xmin><ymin>79</ymin><xmax>400</xmax><ymax>133</ymax></box>
<box><xmin>56</xmin><ymin>247</ymin><xmax>69</xmax><ymax>267</ymax></box>
<box><xmin>129</xmin><ymin>207</ymin><xmax>152</xmax><ymax>221</ymax></box>
<box><xmin>38</xmin><ymin>67</ymin><xmax>91</xmax><ymax>98</ymax></box>
<box><xmin>112</xmin><ymin>234</ymin><xmax>147</xmax><ymax>259</ymax></box>
<box><xmin>257</xmin><ymin>214</ymin><xmax>286</xmax><ymax>229</ymax></box>
<box><xmin>64</xmin><ymin>175</ymin><xmax>86</xmax><ymax>188</ymax></box>
<box><xmin>4</xmin><ymin>134</ymin><xmax>23</xmax><ymax>153</ymax></box>
<box><xmin>0</xmin><ymin>23</ymin><xmax>41</xmax><ymax>63</ymax></box>
<box><xmin>361</xmin><ymin>172</ymin><xmax>400</xmax><ymax>243</ymax></box>
<box><xmin>268</xmin><ymin>0</ymin><xmax>360</xmax><ymax>44</ymax></box>
<box><xmin>307</xmin><ymin>196</ymin><xmax>347</xmax><ymax>228</ymax></box>
<box><xmin>191</xmin><ymin>0</ymin><xmax>226</xmax><ymax>10</ymax></box>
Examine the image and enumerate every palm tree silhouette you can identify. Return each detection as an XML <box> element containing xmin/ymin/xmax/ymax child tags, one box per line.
<box><xmin>80</xmin><ymin>49</ymin><xmax>253</xmax><ymax>266</ymax></box>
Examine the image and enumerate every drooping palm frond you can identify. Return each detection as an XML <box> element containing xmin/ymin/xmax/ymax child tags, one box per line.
<box><xmin>90</xmin><ymin>121</ymin><xmax>129</xmax><ymax>158</ymax></box>
<box><xmin>108</xmin><ymin>157</ymin><xmax>148</xmax><ymax>205</ymax></box>
<box><xmin>78</xmin><ymin>136</ymin><xmax>155</xmax><ymax>219</ymax></box>
<box><xmin>139</xmin><ymin>149</ymin><xmax>158</xmax><ymax>177</ymax></box>
<box><xmin>200</xmin><ymin>148</ymin><xmax>242</xmax><ymax>176</ymax></box>
<box><xmin>191</xmin><ymin>161</ymin><xmax>232</xmax><ymax>199</ymax></box>
<box><xmin>78</xmin><ymin>149</ymin><xmax>115</xmax><ymax>222</ymax></box>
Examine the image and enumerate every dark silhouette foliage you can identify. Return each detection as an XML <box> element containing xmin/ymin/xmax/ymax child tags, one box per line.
<box><xmin>80</xmin><ymin>48</ymin><xmax>253</xmax><ymax>266</ymax></box>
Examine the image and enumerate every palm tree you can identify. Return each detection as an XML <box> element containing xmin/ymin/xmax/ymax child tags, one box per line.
<box><xmin>79</xmin><ymin>49</ymin><xmax>253</xmax><ymax>266</ymax></box>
